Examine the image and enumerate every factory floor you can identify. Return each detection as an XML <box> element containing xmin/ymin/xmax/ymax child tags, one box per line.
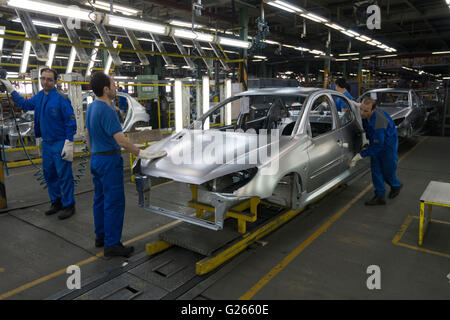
<box><xmin>0</xmin><ymin>136</ymin><xmax>449</xmax><ymax>300</ymax></box>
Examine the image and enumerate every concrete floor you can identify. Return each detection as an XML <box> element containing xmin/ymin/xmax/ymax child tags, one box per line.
<box><xmin>0</xmin><ymin>136</ymin><xmax>449</xmax><ymax>300</ymax></box>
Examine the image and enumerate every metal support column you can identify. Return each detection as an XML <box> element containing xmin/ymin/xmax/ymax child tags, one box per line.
<box><xmin>358</xmin><ymin>57</ymin><xmax>363</xmax><ymax>96</ymax></box>
<box><xmin>305</xmin><ymin>62</ymin><xmax>309</xmax><ymax>86</ymax></box>
<box><xmin>239</xmin><ymin>6</ymin><xmax>249</xmax><ymax>91</ymax></box>
<box><xmin>61</xmin><ymin>73</ymin><xmax>85</xmax><ymax>142</ymax></box>
<box><xmin>324</xmin><ymin>48</ymin><xmax>331</xmax><ymax>89</ymax></box>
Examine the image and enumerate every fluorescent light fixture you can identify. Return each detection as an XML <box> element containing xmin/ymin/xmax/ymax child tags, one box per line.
<box><xmin>377</xmin><ymin>54</ymin><xmax>397</xmax><ymax>58</ymax></box>
<box><xmin>45</xmin><ymin>33</ymin><xmax>58</xmax><ymax>68</ymax></box>
<box><xmin>432</xmin><ymin>51</ymin><xmax>450</xmax><ymax>55</ymax></box>
<box><xmin>372</xmin><ymin>40</ymin><xmax>381</xmax><ymax>45</ymax></box>
<box><xmin>225</xmin><ymin>79</ymin><xmax>232</xmax><ymax>125</ymax></box>
<box><xmin>359</xmin><ymin>35</ymin><xmax>372</xmax><ymax>41</ymax></box>
<box><xmin>346</xmin><ymin>30</ymin><xmax>360</xmax><ymax>37</ymax></box>
<box><xmin>136</xmin><ymin>38</ymin><xmax>154</xmax><ymax>42</ymax></box>
<box><xmin>86</xmin><ymin>39</ymin><xmax>101</xmax><ymax>77</ymax></box>
<box><xmin>268</xmin><ymin>2</ymin><xmax>295</xmax><ymax>13</ymax></box>
<box><xmin>252</xmin><ymin>59</ymin><xmax>263</xmax><ymax>62</ymax></box>
<box><xmin>356</xmin><ymin>36</ymin><xmax>368</xmax><ymax>42</ymax></box>
<box><xmin>341</xmin><ymin>31</ymin><xmax>356</xmax><ymax>38</ymax></box>
<box><xmin>295</xmin><ymin>47</ymin><xmax>309</xmax><ymax>52</ymax></box>
<box><xmin>7</xmin><ymin>0</ymin><xmax>91</xmax><ymax>22</ymax></box>
<box><xmin>367</xmin><ymin>41</ymin><xmax>378</xmax><ymax>46</ymax></box>
<box><xmin>263</xmin><ymin>39</ymin><xmax>280</xmax><ymax>45</ymax></box>
<box><xmin>325</xmin><ymin>23</ymin><xmax>345</xmax><ymax>31</ymax></box>
<box><xmin>302</xmin><ymin>13</ymin><xmax>328</xmax><ymax>23</ymax></box>
<box><xmin>310</xmin><ymin>49</ymin><xmax>325</xmax><ymax>55</ymax></box>
<box><xmin>19</xmin><ymin>41</ymin><xmax>31</xmax><ymax>74</ymax></box>
<box><xmin>107</xmin><ymin>15</ymin><xmax>167</xmax><ymax>35</ymax></box>
<box><xmin>219</xmin><ymin>37</ymin><xmax>250</xmax><ymax>49</ymax></box>
<box><xmin>273</xmin><ymin>1</ymin><xmax>303</xmax><ymax>12</ymax></box>
<box><xmin>104</xmin><ymin>40</ymin><xmax>118</xmax><ymax>74</ymax></box>
<box><xmin>174</xmin><ymin>79</ymin><xmax>183</xmax><ymax>132</ymax></box>
<box><xmin>282</xmin><ymin>44</ymin><xmax>296</xmax><ymax>49</ymax></box>
<box><xmin>66</xmin><ymin>47</ymin><xmax>76</xmax><ymax>74</ymax></box>
<box><xmin>362</xmin><ymin>56</ymin><xmax>371</xmax><ymax>59</ymax></box>
<box><xmin>181</xmin><ymin>65</ymin><xmax>192</xmax><ymax>69</ymax></box>
<box><xmin>335</xmin><ymin>58</ymin><xmax>348</xmax><ymax>62</ymax></box>
<box><xmin>85</xmin><ymin>1</ymin><xmax>140</xmax><ymax>16</ymax></box>
<box><xmin>172</xmin><ymin>28</ymin><xmax>214</xmax><ymax>42</ymax></box>
<box><xmin>170</xmin><ymin>20</ymin><xmax>204</xmax><ymax>28</ymax></box>
<box><xmin>253</xmin><ymin>55</ymin><xmax>267</xmax><ymax>59</ymax></box>
<box><xmin>339</xmin><ymin>52</ymin><xmax>359</xmax><ymax>56</ymax></box>
<box><xmin>12</xmin><ymin>17</ymin><xmax>61</xmax><ymax>29</ymax></box>
<box><xmin>202</xmin><ymin>76</ymin><xmax>210</xmax><ymax>130</ymax></box>
<box><xmin>443</xmin><ymin>77</ymin><xmax>450</xmax><ymax>80</ymax></box>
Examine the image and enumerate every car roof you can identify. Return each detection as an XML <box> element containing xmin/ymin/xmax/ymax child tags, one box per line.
<box><xmin>235</xmin><ymin>87</ymin><xmax>323</xmax><ymax>97</ymax></box>
<box><xmin>364</xmin><ymin>88</ymin><xmax>411</xmax><ymax>93</ymax></box>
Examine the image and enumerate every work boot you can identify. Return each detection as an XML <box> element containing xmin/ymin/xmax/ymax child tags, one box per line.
<box><xmin>365</xmin><ymin>195</ymin><xmax>386</xmax><ymax>206</ymax></box>
<box><xmin>104</xmin><ymin>243</ymin><xmax>134</xmax><ymax>258</ymax></box>
<box><xmin>58</xmin><ymin>205</ymin><xmax>75</xmax><ymax>220</ymax></box>
<box><xmin>95</xmin><ymin>238</ymin><xmax>104</xmax><ymax>248</ymax></box>
<box><xmin>389</xmin><ymin>185</ymin><xmax>403</xmax><ymax>199</ymax></box>
<box><xmin>45</xmin><ymin>201</ymin><xmax>62</xmax><ymax>216</ymax></box>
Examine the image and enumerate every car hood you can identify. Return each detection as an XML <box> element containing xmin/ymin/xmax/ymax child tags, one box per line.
<box><xmin>139</xmin><ymin>129</ymin><xmax>285</xmax><ymax>185</ymax></box>
<box><xmin>381</xmin><ymin>107</ymin><xmax>410</xmax><ymax>120</ymax></box>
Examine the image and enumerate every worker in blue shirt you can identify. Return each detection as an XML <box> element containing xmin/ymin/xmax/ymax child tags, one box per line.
<box><xmin>1</xmin><ymin>68</ymin><xmax>77</xmax><ymax>219</ymax></box>
<box><xmin>86</xmin><ymin>72</ymin><xmax>165</xmax><ymax>257</ymax></box>
<box><xmin>350</xmin><ymin>97</ymin><xmax>402</xmax><ymax>205</ymax></box>
<box><xmin>334</xmin><ymin>78</ymin><xmax>354</xmax><ymax>112</ymax></box>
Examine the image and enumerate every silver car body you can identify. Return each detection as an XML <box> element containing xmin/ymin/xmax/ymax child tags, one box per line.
<box><xmin>359</xmin><ymin>88</ymin><xmax>426</xmax><ymax>138</ymax></box>
<box><xmin>135</xmin><ymin>88</ymin><xmax>363</xmax><ymax>230</ymax></box>
<box><xmin>83</xmin><ymin>92</ymin><xmax>149</xmax><ymax>132</ymax></box>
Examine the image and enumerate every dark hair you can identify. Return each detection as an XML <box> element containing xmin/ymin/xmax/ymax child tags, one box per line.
<box><xmin>40</xmin><ymin>68</ymin><xmax>58</xmax><ymax>81</ymax></box>
<box><xmin>335</xmin><ymin>78</ymin><xmax>346</xmax><ymax>89</ymax></box>
<box><xmin>90</xmin><ymin>71</ymin><xmax>111</xmax><ymax>97</ymax></box>
<box><xmin>362</xmin><ymin>97</ymin><xmax>377</xmax><ymax>110</ymax></box>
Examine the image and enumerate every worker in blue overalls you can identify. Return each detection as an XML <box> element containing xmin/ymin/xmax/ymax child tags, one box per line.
<box><xmin>350</xmin><ymin>97</ymin><xmax>403</xmax><ymax>205</ymax></box>
<box><xmin>334</xmin><ymin>78</ymin><xmax>354</xmax><ymax>112</ymax></box>
<box><xmin>1</xmin><ymin>68</ymin><xmax>77</xmax><ymax>219</ymax></box>
<box><xmin>86</xmin><ymin>72</ymin><xmax>165</xmax><ymax>257</ymax></box>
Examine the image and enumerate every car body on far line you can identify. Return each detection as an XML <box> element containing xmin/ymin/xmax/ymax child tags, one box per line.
<box><xmin>133</xmin><ymin>87</ymin><xmax>365</xmax><ymax>231</ymax></box>
<box><xmin>358</xmin><ymin>88</ymin><xmax>426</xmax><ymax>139</ymax></box>
<box><xmin>82</xmin><ymin>91</ymin><xmax>150</xmax><ymax>132</ymax></box>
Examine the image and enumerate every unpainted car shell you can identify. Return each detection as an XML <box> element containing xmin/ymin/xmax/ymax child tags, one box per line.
<box><xmin>358</xmin><ymin>88</ymin><xmax>426</xmax><ymax>139</ymax></box>
<box><xmin>135</xmin><ymin>87</ymin><xmax>363</xmax><ymax>230</ymax></box>
<box><xmin>83</xmin><ymin>92</ymin><xmax>149</xmax><ymax>132</ymax></box>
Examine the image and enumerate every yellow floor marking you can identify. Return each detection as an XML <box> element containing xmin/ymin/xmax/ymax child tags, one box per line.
<box><xmin>392</xmin><ymin>215</ymin><xmax>450</xmax><ymax>259</ymax></box>
<box><xmin>0</xmin><ymin>180</ymin><xmax>177</xmax><ymax>300</ymax></box>
<box><xmin>0</xmin><ymin>268</ymin><xmax>5</xmax><ymax>272</ymax></box>
<box><xmin>240</xmin><ymin>137</ymin><xmax>427</xmax><ymax>300</ymax></box>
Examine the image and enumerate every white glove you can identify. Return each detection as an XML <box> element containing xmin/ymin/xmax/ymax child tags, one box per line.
<box><xmin>0</xmin><ymin>79</ymin><xmax>14</xmax><ymax>94</ymax></box>
<box><xmin>349</xmin><ymin>153</ymin><xmax>363</xmax><ymax>168</ymax></box>
<box><xmin>138</xmin><ymin>150</ymin><xmax>167</xmax><ymax>160</ymax></box>
<box><xmin>61</xmin><ymin>139</ymin><xmax>74</xmax><ymax>162</ymax></box>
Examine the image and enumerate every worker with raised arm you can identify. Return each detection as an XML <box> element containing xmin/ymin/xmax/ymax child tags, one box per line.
<box><xmin>0</xmin><ymin>68</ymin><xmax>77</xmax><ymax>219</ymax></box>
